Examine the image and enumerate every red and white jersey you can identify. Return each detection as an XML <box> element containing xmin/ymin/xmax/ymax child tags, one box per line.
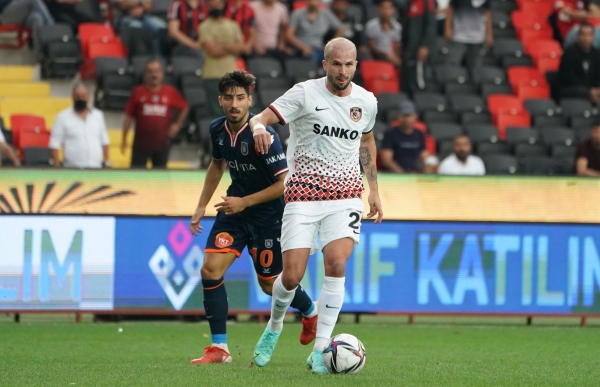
<box><xmin>269</xmin><ymin>78</ymin><xmax>377</xmax><ymax>214</ymax></box>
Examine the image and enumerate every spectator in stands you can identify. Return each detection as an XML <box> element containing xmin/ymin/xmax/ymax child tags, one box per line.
<box><xmin>200</xmin><ymin>0</ymin><xmax>246</xmax><ymax>116</ymax></box>
<box><xmin>444</xmin><ymin>0</ymin><xmax>492</xmax><ymax>70</ymax></box>
<box><xmin>0</xmin><ymin>129</ymin><xmax>21</xmax><ymax>167</ymax></box>
<box><xmin>438</xmin><ymin>135</ymin><xmax>485</xmax><ymax>175</ymax></box>
<box><xmin>575</xmin><ymin>122</ymin><xmax>600</xmax><ymax>176</ymax></box>
<box><xmin>49</xmin><ymin>84</ymin><xmax>110</xmax><ymax>169</ymax></box>
<box><xmin>250</xmin><ymin>0</ymin><xmax>290</xmax><ymax>59</ymax></box>
<box><xmin>365</xmin><ymin>0</ymin><xmax>401</xmax><ymax>66</ymax></box>
<box><xmin>113</xmin><ymin>0</ymin><xmax>167</xmax><ymax>54</ymax></box>
<box><xmin>225</xmin><ymin>0</ymin><xmax>255</xmax><ymax>56</ymax></box>
<box><xmin>380</xmin><ymin>101</ymin><xmax>431</xmax><ymax>173</ymax></box>
<box><xmin>122</xmin><ymin>59</ymin><xmax>189</xmax><ymax>168</ymax></box>
<box><xmin>286</xmin><ymin>0</ymin><xmax>344</xmax><ymax>63</ymax></box>
<box><xmin>558</xmin><ymin>22</ymin><xmax>600</xmax><ymax>102</ymax></box>
<box><xmin>167</xmin><ymin>0</ymin><xmax>207</xmax><ymax>57</ymax></box>
<box><xmin>0</xmin><ymin>0</ymin><xmax>54</xmax><ymax>56</ymax></box>
<box><xmin>398</xmin><ymin>0</ymin><xmax>436</xmax><ymax>95</ymax></box>
<box><xmin>330</xmin><ymin>0</ymin><xmax>364</xmax><ymax>48</ymax></box>
<box><xmin>45</xmin><ymin>0</ymin><xmax>102</xmax><ymax>34</ymax></box>
<box><xmin>555</xmin><ymin>0</ymin><xmax>600</xmax><ymax>47</ymax></box>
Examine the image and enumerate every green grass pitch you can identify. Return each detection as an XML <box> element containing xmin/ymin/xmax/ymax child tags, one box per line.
<box><xmin>1</xmin><ymin>314</ymin><xmax>599</xmax><ymax>387</ymax></box>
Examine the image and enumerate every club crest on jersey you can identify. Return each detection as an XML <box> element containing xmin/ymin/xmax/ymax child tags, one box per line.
<box><xmin>241</xmin><ymin>141</ymin><xmax>249</xmax><ymax>155</ymax></box>
<box><xmin>265</xmin><ymin>239</ymin><xmax>273</xmax><ymax>248</ymax></box>
<box><xmin>350</xmin><ymin>107</ymin><xmax>362</xmax><ymax>122</ymax></box>
<box><xmin>215</xmin><ymin>232</ymin><xmax>234</xmax><ymax>248</ymax></box>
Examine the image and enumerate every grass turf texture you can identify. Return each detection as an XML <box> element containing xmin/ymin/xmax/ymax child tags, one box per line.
<box><xmin>1</xmin><ymin>315</ymin><xmax>599</xmax><ymax>387</ymax></box>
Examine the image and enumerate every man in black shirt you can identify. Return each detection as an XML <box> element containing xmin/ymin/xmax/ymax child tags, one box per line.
<box><xmin>559</xmin><ymin>22</ymin><xmax>600</xmax><ymax>103</ymax></box>
<box><xmin>575</xmin><ymin>122</ymin><xmax>600</xmax><ymax>176</ymax></box>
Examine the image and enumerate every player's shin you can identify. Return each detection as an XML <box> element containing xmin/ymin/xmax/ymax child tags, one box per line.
<box><xmin>290</xmin><ymin>284</ymin><xmax>316</xmax><ymax>317</ymax></box>
<box><xmin>313</xmin><ymin>276</ymin><xmax>345</xmax><ymax>351</ymax></box>
<box><xmin>267</xmin><ymin>276</ymin><xmax>296</xmax><ymax>332</ymax></box>
<box><xmin>203</xmin><ymin>278</ymin><xmax>229</xmax><ymax>352</ymax></box>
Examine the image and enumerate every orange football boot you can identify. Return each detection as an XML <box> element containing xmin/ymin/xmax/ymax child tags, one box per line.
<box><xmin>300</xmin><ymin>314</ymin><xmax>318</xmax><ymax>345</ymax></box>
<box><xmin>190</xmin><ymin>346</ymin><xmax>232</xmax><ymax>364</ymax></box>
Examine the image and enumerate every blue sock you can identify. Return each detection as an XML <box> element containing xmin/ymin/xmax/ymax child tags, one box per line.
<box><xmin>290</xmin><ymin>285</ymin><xmax>314</xmax><ymax>316</ymax></box>
<box><xmin>203</xmin><ymin>278</ymin><xmax>228</xmax><ymax>344</ymax></box>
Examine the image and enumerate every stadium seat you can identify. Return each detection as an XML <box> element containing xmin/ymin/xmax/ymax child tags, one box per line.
<box><xmin>444</xmin><ymin>82</ymin><xmax>477</xmax><ymax>96</ymax></box>
<box><xmin>540</xmin><ymin>127</ymin><xmax>575</xmax><ymax>146</ymax></box>
<box><xmin>171</xmin><ymin>56</ymin><xmax>203</xmax><ymax>84</ymax></box>
<box><xmin>150</xmin><ymin>0</ymin><xmax>171</xmax><ymax>16</ymax></box>
<box><xmin>284</xmin><ymin>58</ymin><xmax>322</xmax><ymax>81</ymax></box>
<box><xmin>428</xmin><ymin>123</ymin><xmax>463</xmax><ymax>142</ymax></box>
<box><xmin>520</xmin><ymin>1</ymin><xmax>553</xmax><ymax>16</ymax></box>
<box><xmin>551</xmin><ymin>144</ymin><xmax>577</xmax><ymax>158</ymax></box>
<box><xmin>506</xmin><ymin>126</ymin><xmax>539</xmax><ymax>144</ymax></box>
<box><xmin>520</xmin><ymin>156</ymin><xmax>559</xmax><ymax>175</ymax></box>
<box><xmin>534</xmin><ymin>114</ymin><xmax>566</xmax><ymax>128</ymax></box>
<box><xmin>476</xmin><ymin>141</ymin><xmax>510</xmax><ymax>155</ymax></box>
<box><xmin>519</xmin><ymin>26</ymin><xmax>553</xmax><ymax>41</ymax></box>
<box><xmin>501</xmin><ymin>55</ymin><xmax>533</xmax><ymax>69</ymax></box>
<box><xmin>524</xmin><ymin>39</ymin><xmax>562</xmax><ymax>62</ymax></box>
<box><xmin>496</xmin><ymin>110</ymin><xmax>531</xmax><ymax>139</ymax></box>
<box><xmin>94</xmin><ymin>57</ymin><xmax>128</xmax><ymax>88</ymax></box>
<box><xmin>514</xmin><ymin>142</ymin><xmax>546</xmax><ymax>158</ymax></box>
<box><xmin>119</xmin><ymin>25</ymin><xmax>154</xmax><ymax>57</ymax></box>
<box><xmin>516</xmin><ymin>81</ymin><xmax>551</xmax><ymax>100</ymax></box>
<box><xmin>482</xmin><ymin>154</ymin><xmax>518</xmax><ymax>174</ymax></box>
<box><xmin>0</xmin><ymin>24</ymin><xmax>31</xmax><ymax>49</ymax></box>
<box><xmin>19</xmin><ymin>127</ymin><xmax>51</xmax><ymax>149</ymax></box>
<box><xmin>430</xmin><ymin>38</ymin><xmax>467</xmax><ymax>65</ymax></box>
<box><xmin>370</xmin><ymin>121</ymin><xmax>387</xmax><ymax>142</ymax></box>
<box><xmin>22</xmin><ymin>147</ymin><xmax>52</xmax><ymax>166</ymax></box>
<box><xmin>557</xmin><ymin>156</ymin><xmax>575</xmax><ymax>174</ymax></box>
<box><xmin>247</xmin><ymin>57</ymin><xmax>284</xmax><ymax>78</ymax></box>
<box><xmin>461</xmin><ymin>111</ymin><xmax>492</xmax><ymax>125</ymax></box>
<box><xmin>491</xmin><ymin>10</ymin><xmax>513</xmax><ymax>31</ymax></box>
<box><xmin>559</xmin><ymin>98</ymin><xmax>595</xmax><ymax>119</ymax></box>
<box><xmin>493</xmin><ymin>38</ymin><xmax>525</xmax><ymax>59</ymax></box>
<box><xmin>42</xmin><ymin>41</ymin><xmax>81</xmax><ymax>78</ymax></box>
<box><xmin>481</xmin><ymin>83</ymin><xmax>512</xmax><ymax>98</ymax></box>
<box><xmin>37</xmin><ymin>23</ymin><xmax>73</xmax><ymax>56</ymax></box>
<box><xmin>236</xmin><ymin>57</ymin><xmax>247</xmax><ymax>71</ymax></box>
<box><xmin>256</xmin><ymin>77</ymin><xmax>290</xmax><ymax>91</ymax></box>
<box><xmin>9</xmin><ymin>114</ymin><xmax>46</xmax><ymax>157</ymax></box>
<box><xmin>511</xmin><ymin>10</ymin><xmax>547</xmax><ymax>31</ymax></box>
<box><xmin>98</xmin><ymin>73</ymin><xmax>135</xmax><ymax>110</ymax></box>
<box><xmin>425</xmin><ymin>134</ymin><xmax>437</xmax><ymax>155</ymax></box>
<box><xmin>78</xmin><ymin>23</ymin><xmax>117</xmax><ymax>78</ymax></box>
<box><xmin>490</xmin><ymin>0</ymin><xmax>517</xmax><ymax>13</ymax></box>
<box><xmin>487</xmin><ymin>94</ymin><xmax>524</xmax><ymax>117</ymax></box>
<box><xmin>437</xmin><ymin>139</ymin><xmax>454</xmax><ymax>158</ymax></box>
<box><xmin>0</xmin><ymin>83</ymin><xmax>50</xmax><ymax>98</ymax></box>
<box><xmin>423</xmin><ymin>111</ymin><xmax>457</xmax><ymax>125</ymax></box>
<box><xmin>434</xmin><ymin>65</ymin><xmax>469</xmax><ymax>84</ymax></box>
<box><xmin>575</xmin><ymin>127</ymin><xmax>591</xmax><ymax>141</ymax></box>
<box><xmin>464</xmin><ymin>124</ymin><xmax>500</xmax><ymax>143</ymax></box>
<box><xmin>183</xmin><ymin>87</ymin><xmax>208</xmax><ymax>111</ymax></box>
<box><xmin>507</xmin><ymin>66</ymin><xmax>546</xmax><ymax>92</ymax></box>
<box><xmin>258</xmin><ymin>88</ymin><xmax>288</xmax><ymax>108</ymax></box>
<box><xmin>413</xmin><ymin>92</ymin><xmax>448</xmax><ymax>112</ymax></box>
<box><xmin>366</xmin><ymin>78</ymin><xmax>400</xmax><ymax>95</ymax></box>
<box><xmin>376</xmin><ymin>92</ymin><xmax>408</xmax><ymax>121</ymax></box>
<box><xmin>571</xmin><ymin>116</ymin><xmax>596</xmax><ymax>130</ymax></box>
<box><xmin>450</xmin><ymin>94</ymin><xmax>486</xmax><ymax>114</ymax></box>
<box><xmin>472</xmin><ymin>66</ymin><xmax>507</xmax><ymax>85</ymax></box>
<box><xmin>88</xmin><ymin>39</ymin><xmax>127</xmax><ymax>59</ymax></box>
<box><xmin>359</xmin><ymin>60</ymin><xmax>399</xmax><ymax>91</ymax></box>
<box><xmin>536</xmin><ymin>56</ymin><xmax>561</xmax><ymax>73</ymax></box>
<box><xmin>523</xmin><ymin>99</ymin><xmax>557</xmax><ymax>116</ymax></box>
<box><xmin>180</xmin><ymin>74</ymin><xmax>204</xmax><ymax>90</ymax></box>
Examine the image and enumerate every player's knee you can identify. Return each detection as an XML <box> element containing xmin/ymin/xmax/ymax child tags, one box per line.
<box><xmin>200</xmin><ymin>264</ymin><xmax>224</xmax><ymax>280</ymax></box>
<box><xmin>324</xmin><ymin>258</ymin><xmax>346</xmax><ymax>277</ymax></box>
<box><xmin>258</xmin><ymin>279</ymin><xmax>274</xmax><ymax>295</ymax></box>
<box><xmin>281</xmin><ymin>272</ymin><xmax>301</xmax><ymax>290</ymax></box>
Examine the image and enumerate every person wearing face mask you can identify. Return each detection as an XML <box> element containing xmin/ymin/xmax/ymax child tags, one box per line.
<box><xmin>199</xmin><ymin>0</ymin><xmax>246</xmax><ymax>117</ymax></box>
<box><xmin>49</xmin><ymin>83</ymin><xmax>110</xmax><ymax>168</ymax></box>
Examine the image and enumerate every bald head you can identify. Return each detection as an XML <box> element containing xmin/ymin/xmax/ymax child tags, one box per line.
<box><xmin>324</xmin><ymin>38</ymin><xmax>356</xmax><ymax>62</ymax></box>
<box><xmin>72</xmin><ymin>83</ymin><xmax>90</xmax><ymax>111</ymax></box>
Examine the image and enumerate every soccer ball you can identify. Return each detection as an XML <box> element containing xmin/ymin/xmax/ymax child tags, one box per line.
<box><xmin>322</xmin><ymin>333</ymin><xmax>366</xmax><ymax>374</ymax></box>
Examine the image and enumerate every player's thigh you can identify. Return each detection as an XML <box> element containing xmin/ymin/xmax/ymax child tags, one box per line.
<box><xmin>201</xmin><ymin>252</ymin><xmax>238</xmax><ymax>279</ymax></box>
<box><xmin>320</xmin><ymin>209</ymin><xmax>362</xmax><ymax>275</ymax></box>
<box><xmin>204</xmin><ymin>213</ymin><xmax>248</xmax><ymax>278</ymax></box>
<box><xmin>281</xmin><ymin>212</ymin><xmax>320</xmax><ymax>255</ymax></box>
<box><xmin>248</xmin><ymin>227</ymin><xmax>282</xmax><ymax>284</ymax></box>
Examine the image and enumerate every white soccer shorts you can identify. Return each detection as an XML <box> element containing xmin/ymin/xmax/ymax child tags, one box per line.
<box><xmin>280</xmin><ymin>208</ymin><xmax>362</xmax><ymax>255</ymax></box>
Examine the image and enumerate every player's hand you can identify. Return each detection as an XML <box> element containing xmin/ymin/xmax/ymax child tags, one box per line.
<box><xmin>252</xmin><ymin>124</ymin><xmax>272</xmax><ymax>155</ymax></box>
<box><xmin>366</xmin><ymin>191</ymin><xmax>383</xmax><ymax>224</ymax></box>
<box><xmin>215</xmin><ymin>196</ymin><xmax>247</xmax><ymax>215</ymax></box>
<box><xmin>168</xmin><ymin>123</ymin><xmax>180</xmax><ymax>138</ymax></box>
<box><xmin>301</xmin><ymin>45</ymin><xmax>313</xmax><ymax>57</ymax></box>
<box><xmin>190</xmin><ymin>207</ymin><xmax>205</xmax><ymax>236</ymax></box>
<box><xmin>120</xmin><ymin>140</ymin><xmax>127</xmax><ymax>155</ymax></box>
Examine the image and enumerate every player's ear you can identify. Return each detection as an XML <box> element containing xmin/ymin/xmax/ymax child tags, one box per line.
<box><xmin>248</xmin><ymin>93</ymin><xmax>253</xmax><ymax>106</ymax></box>
<box><xmin>218</xmin><ymin>95</ymin><xmax>222</xmax><ymax>107</ymax></box>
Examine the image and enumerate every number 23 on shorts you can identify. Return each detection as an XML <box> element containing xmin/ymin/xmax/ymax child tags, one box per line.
<box><xmin>348</xmin><ymin>212</ymin><xmax>361</xmax><ymax>235</ymax></box>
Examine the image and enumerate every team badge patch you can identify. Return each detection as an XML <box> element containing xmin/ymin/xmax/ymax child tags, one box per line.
<box><xmin>152</xmin><ymin>95</ymin><xmax>159</xmax><ymax>103</ymax></box>
<box><xmin>215</xmin><ymin>232</ymin><xmax>234</xmax><ymax>248</ymax></box>
<box><xmin>350</xmin><ymin>107</ymin><xmax>362</xmax><ymax>122</ymax></box>
<box><xmin>241</xmin><ymin>141</ymin><xmax>248</xmax><ymax>155</ymax></box>
<box><xmin>265</xmin><ymin>239</ymin><xmax>273</xmax><ymax>248</ymax></box>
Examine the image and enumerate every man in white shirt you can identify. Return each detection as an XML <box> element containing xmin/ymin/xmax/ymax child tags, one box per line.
<box><xmin>438</xmin><ymin>135</ymin><xmax>485</xmax><ymax>175</ymax></box>
<box><xmin>49</xmin><ymin>84</ymin><xmax>110</xmax><ymax>168</ymax></box>
<box><xmin>249</xmin><ymin>37</ymin><xmax>383</xmax><ymax>374</ymax></box>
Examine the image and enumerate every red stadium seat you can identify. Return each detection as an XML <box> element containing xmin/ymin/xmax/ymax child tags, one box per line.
<box><xmin>488</xmin><ymin>94</ymin><xmax>524</xmax><ymax>122</ymax></box>
<box><xmin>78</xmin><ymin>23</ymin><xmax>116</xmax><ymax>78</ymax></box>
<box><xmin>425</xmin><ymin>134</ymin><xmax>436</xmax><ymax>155</ymax></box>
<box><xmin>236</xmin><ymin>57</ymin><xmax>247</xmax><ymax>71</ymax></box>
<box><xmin>524</xmin><ymin>39</ymin><xmax>562</xmax><ymax>60</ymax></box>
<box><xmin>516</xmin><ymin>81</ymin><xmax>551</xmax><ymax>100</ymax></box>
<box><xmin>520</xmin><ymin>1</ymin><xmax>554</xmax><ymax>16</ymax></box>
<box><xmin>0</xmin><ymin>24</ymin><xmax>31</xmax><ymax>49</ymax></box>
<box><xmin>9</xmin><ymin>114</ymin><xmax>46</xmax><ymax>157</ymax></box>
<box><xmin>360</xmin><ymin>60</ymin><xmax>399</xmax><ymax>94</ymax></box>
<box><xmin>520</xmin><ymin>26</ymin><xmax>553</xmax><ymax>41</ymax></box>
<box><xmin>496</xmin><ymin>111</ymin><xmax>531</xmax><ymax>139</ymax></box>
<box><xmin>511</xmin><ymin>11</ymin><xmax>548</xmax><ymax>31</ymax></box>
<box><xmin>88</xmin><ymin>39</ymin><xmax>126</xmax><ymax>59</ymax></box>
<box><xmin>365</xmin><ymin>78</ymin><xmax>399</xmax><ymax>95</ymax></box>
<box><xmin>292</xmin><ymin>1</ymin><xmax>328</xmax><ymax>9</ymax></box>
<box><xmin>536</xmin><ymin>56</ymin><xmax>561</xmax><ymax>73</ymax></box>
<box><xmin>507</xmin><ymin>66</ymin><xmax>547</xmax><ymax>92</ymax></box>
<box><xmin>19</xmin><ymin>127</ymin><xmax>51</xmax><ymax>149</ymax></box>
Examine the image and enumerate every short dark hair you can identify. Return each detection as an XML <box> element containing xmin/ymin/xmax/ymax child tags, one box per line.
<box><xmin>145</xmin><ymin>57</ymin><xmax>164</xmax><ymax>70</ymax></box>
<box><xmin>579</xmin><ymin>21</ymin><xmax>594</xmax><ymax>33</ymax></box>
<box><xmin>218</xmin><ymin>70</ymin><xmax>256</xmax><ymax>96</ymax></box>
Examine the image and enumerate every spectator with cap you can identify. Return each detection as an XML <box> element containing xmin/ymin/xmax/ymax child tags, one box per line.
<box><xmin>365</xmin><ymin>0</ymin><xmax>401</xmax><ymax>66</ymax></box>
<box><xmin>167</xmin><ymin>0</ymin><xmax>207</xmax><ymax>57</ymax></box>
<box><xmin>575</xmin><ymin>122</ymin><xmax>600</xmax><ymax>176</ymax></box>
<box><xmin>444</xmin><ymin>0</ymin><xmax>492</xmax><ymax>70</ymax></box>
<box><xmin>438</xmin><ymin>135</ymin><xmax>485</xmax><ymax>175</ymax></box>
<box><xmin>286</xmin><ymin>0</ymin><xmax>345</xmax><ymax>63</ymax></box>
<box><xmin>380</xmin><ymin>100</ymin><xmax>431</xmax><ymax>173</ymax></box>
<box><xmin>250</xmin><ymin>0</ymin><xmax>290</xmax><ymax>59</ymax></box>
<box><xmin>559</xmin><ymin>22</ymin><xmax>600</xmax><ymax>102</ymax></box>
<box><xmin>49</xmin><ymin>84</ymin><xmax>110</xmax><ymax>169</ymax></box>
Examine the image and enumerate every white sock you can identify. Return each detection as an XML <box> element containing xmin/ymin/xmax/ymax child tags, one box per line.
<box><xmin>313</xmin><ymin>276</ymin><xmax>345</xmax><ymax>351</ymax></box>
<box><xmin>212</xmin><ymin>343</ymin><xmax>229</xmax><ymax>353</ymax></box>
<box><xmin>267</xmin><ymin>276</ymin><xmax>296</xmax><ymax>333</ymax></box>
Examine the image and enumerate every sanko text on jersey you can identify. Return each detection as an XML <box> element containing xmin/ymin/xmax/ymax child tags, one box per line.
<box><xmin>313</xmin><ymin>124</ymin><xmax>360</xmax><ymax>140</ymax></box>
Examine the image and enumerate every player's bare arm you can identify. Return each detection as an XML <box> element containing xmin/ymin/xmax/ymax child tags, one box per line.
<box><xmin>190</xmin><ymin>158</ymin><xmax>227</xmax><ymax>236</ymax></box>
<box><xmin>360</xmin><ymin>131</ymin><xmax>383</xmax><ymax>223</ymax></box>
<box><xmin>215</xmin><ymin>172</ymin><xmax>288</xmax><ymax>215</ymax></box>
<box><xmin>249</xmin><ymin>108</ymin><xmax>280</xmax><ymax>155</ymax></box>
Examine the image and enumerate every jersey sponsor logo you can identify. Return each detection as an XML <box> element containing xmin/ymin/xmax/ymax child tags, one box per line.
<box><xmin>241</xmin><ymin>141</ymin><xmax>249</xmax><ymax>155</ymax></box>
<box><xmin>265</xmin><ymin>239</ymin><xmax>273</xmax><ymax>248</ymax></box>
<box><xmin>228</xmin><ymin>160</ymin><xmax>257</xmax><ymax>171</ymax></box>
<box><xmin>142</xmin><ymin>103</ymin><xmax>168</xmax><ymax>117</ymax></box>
<box><xmin>313</xmin><ymin>124</ymin><xmax>360</xmax><ymax>140</ymax></box>
<box><xmin>350</xmin><ymin>107</ymin><xmax>363</xmax><ymax>122</ymax></box>
<box><xmin>265</xmin><ymin>153</ymin><xmax>285</xmax><ymax>165</ymax></box>
<box><xmin>215</xmin><ymin>232</ymin><xmax>234</xmax><ymax>248</ymax></box>
<box><xmin>262</xmin><ymin>268</ymin><xmax>271</xmax><ymax>274</ymax></box>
